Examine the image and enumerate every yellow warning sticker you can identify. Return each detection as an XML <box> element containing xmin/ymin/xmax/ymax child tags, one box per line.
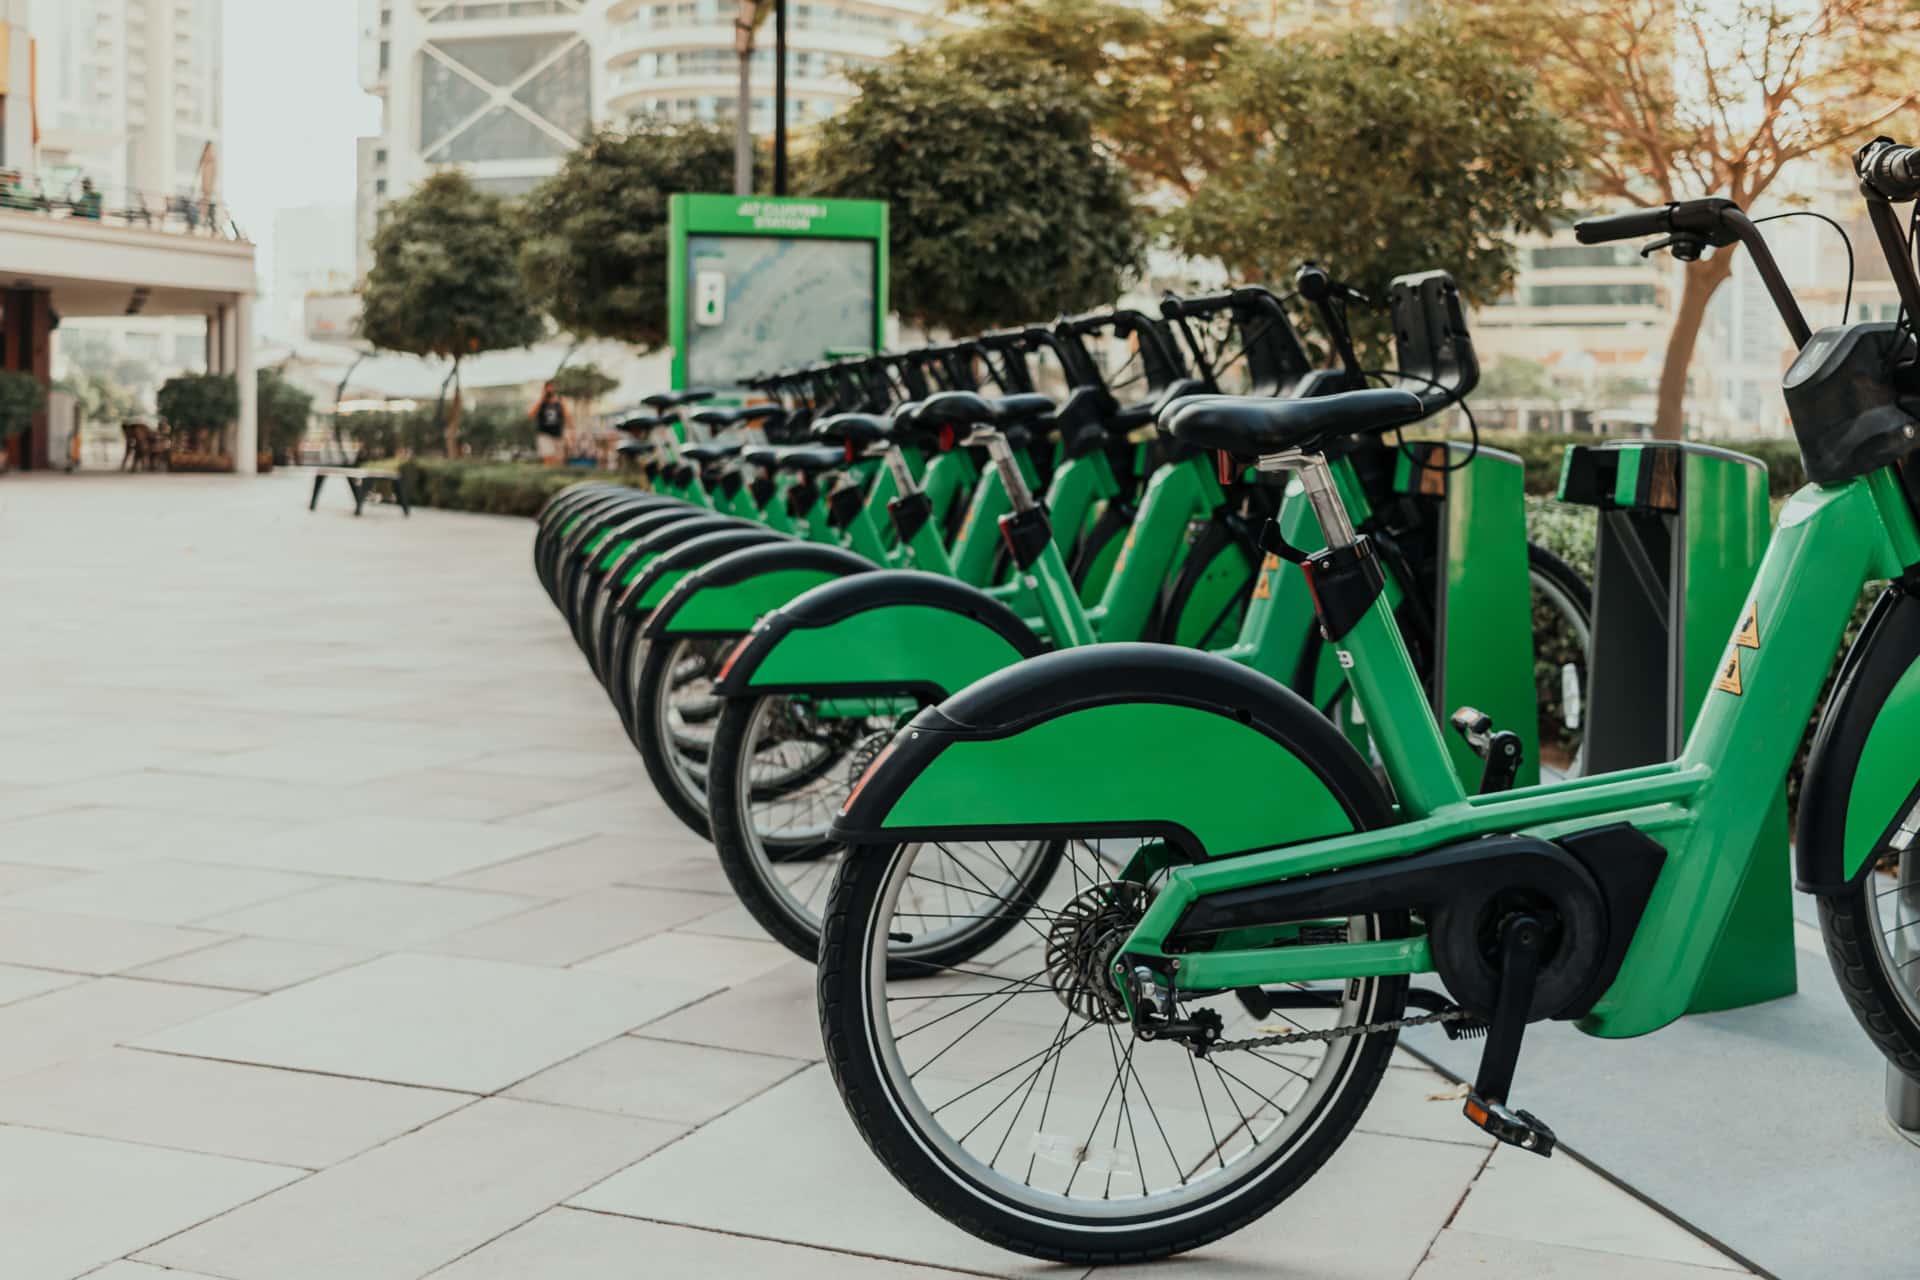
<box><xmin>1714</xmin><ymin>649</ymin><xmax>1744</xmax><ymax>696</ymax></box>
<box><xmin>1251</xmin><ymin>551</ymin><xmax>1280</xmax><ymax>601</ymax></box>
<box><xmin>1735</xmin><ymin>601</ymin><xmax>1760</xmax><ymax>650</ymax></box>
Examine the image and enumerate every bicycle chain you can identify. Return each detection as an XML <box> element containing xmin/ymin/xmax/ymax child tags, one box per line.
<box><xmin>1209</xmin><ymin>1007</ymin><xmax>1470</xmax><ymax>1054</ymax></box>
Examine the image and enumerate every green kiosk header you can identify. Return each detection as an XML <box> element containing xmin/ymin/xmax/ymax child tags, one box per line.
<box><xmin>666</xmin><ymin>193</ymin><xmax>889</xmax><ymax>392</ymax></box>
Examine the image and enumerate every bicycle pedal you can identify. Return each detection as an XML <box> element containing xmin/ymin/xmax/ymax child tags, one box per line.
<box><xmin>1463</xmin><ymin>1093</ymin><xmax>1556</xmax><ymax>1156</ymax></box>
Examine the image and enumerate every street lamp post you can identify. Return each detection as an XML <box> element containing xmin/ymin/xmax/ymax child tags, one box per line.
<box><xmin>733</xmin><ymin>0</ymin><xmax>755</xmax><ymax>196</ymax></box>
<box><xmin>773</xmin><ymin>0</ymin><xmax>788</xmax><ymax>196</ymax></box>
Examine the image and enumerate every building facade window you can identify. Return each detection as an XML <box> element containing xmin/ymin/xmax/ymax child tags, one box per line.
<box><xmin>1524</xmin><ymin>283</ymin><xmax>1658</xmax><ymax>308</ymax></box>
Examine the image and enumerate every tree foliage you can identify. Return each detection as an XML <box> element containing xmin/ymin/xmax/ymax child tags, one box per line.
<box><xmin>1469</xmin><ymin>0</ymin><xmax>1920</xmax><ymax>437</ymax></box>
<box><xmin>0</xmin><ymin>371</ymin><xmax>45</xmax><ymax>440</ymax></box>
<box><xmin>1163</xmin><ymin>15</ymin><xmax>1574</xmax><ymax>346</ymax></box>
<box><xmin>811</xmin><ymin>42</ymin><xmax>1146</xmax><ymax>334</ymax></box>
<box><xmin>552</xmin><ymin>361</ymin><xmax>618</xmax><ymax>403</ymax></box>
<box><xmin>946</xmin><ymin>0</ymin><xmax>1247</xmax><ymax>198</ymax></box>
<box><xmin>520</xmin><ymin>123</ymin><xmax>735</xmax><ymax>350</ymax></box>
<box><xmin>257</xmin><ymin>366</ymin><xmax>314</xmax><ymax>460</ymax></box>
<box><xmin>157</xmin><ymin>373</ymin><xmax>239</xmax><ymax>452</ymax></box>
<box><xmin>359</xmin><ymin>171</ymin><xmax>544</xmax><ymax>450</ymax></box>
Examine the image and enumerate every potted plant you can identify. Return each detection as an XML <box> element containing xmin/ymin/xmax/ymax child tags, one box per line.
<box><xmin>155</xmin><ymin>372</ymin><xmax>238</xmax><ymax>472</ymax></box>
<box><xmin>0</xmin><ymin>370</ymin><xmax>46</xmax><ymax>474</ymax></box>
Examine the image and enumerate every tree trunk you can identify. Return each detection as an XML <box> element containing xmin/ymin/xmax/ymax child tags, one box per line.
<box><xmin>444</xmin><ymin>358</ymin><xmax>464</xmax><ymax>457</ymax></box>
<box><xmin>1652</xmin><ymin>255</ymin><xmax>1734</xmax><ymax>441</ymax></box>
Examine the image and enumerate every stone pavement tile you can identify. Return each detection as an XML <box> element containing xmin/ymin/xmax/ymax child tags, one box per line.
<box><xmin>1355</xmin><ymin>1064</ymin><xmax>1495</xmax><ymax>1149</ymax></box>
<box><xmin>435</xmin><ymin>1207</ymin><xmax>995</xmax><ymax>1280</ymax></box>
<box><xmin>615</xmin><ymin>849</ymin><xmax>736</xmax><ymax>896</ymax></box>
<box><xmin>181</xmin><ymin>739</ymin><xmax>481</xmax><ymax>787</ymax></box>
<box><xmin>678</xmin><ymin>898</ymin><xmax>781</xmax><ymax>941</ymax></box>
<box><xmin>0</xmin><ymin>977</ymin><xmax>250</xmax><ymax>1083</ymax></box>
<box><xmin>1413</xmin><ymin>1229</ymin><xmax>1748</xmax><ymax>1279</ymax></box>
<box><xmin>196</xmin><ymin>881</ymin><xmax>536</xmax><ymax>949</ymax></box>
<box><xmin>0</xmin><ymin>907</ymin><xmax>225</xmax><ymax>974</ymax></box>
<box><xmin>125</xmin><ymin>937</ymin><xmax>372</xmax><ymax>992</ymax></box>
<box><xmin>0</xmin><ymin>737</ymin><xmax>153</xmax><ymax>787</ymax></box>
<box><xmin>139</xmin><ymin>1098</ymin><xmax>682</xmax><ymax>1280</ymax></box>
<box><xmin>335</xmin><ymin>768</ymin><xmax>626</xmax><ymax>824</ymax></box>
<box><xmin>508</xmin><ymin>786</ymin><xmax>691</xmax><ymax>839</ymax></box>
<box><xmin>581</xmin><ymin>929</ymin><xmax>794</xmax><ymax>990</ymax></box>
<box><xmin>85</xmin><ymin>1262</ymin><xmax>228</xmax><ymax>1280</ymax></box>
<box><xmin>0</xmin><ymin>1124</ymin><xmax>301</xmax><ymax>1280</ymax></box>
<box><xmin>506</xmin><ymin>1036</ymin><xmax>805</xmax><ymax>1125</ymax></box>
<box><xmin>0</xmin><ymin>806</ymin><xmax>293</xmax><ymax>871</ymax></box>
<box><xmin>424</xmin><ymin>886</ymin><xmax>723</xmax><ymax>967</ymax></box>
<box><xmin>1449</xmin><ymin>1146</ymin><xmax>1742</xmax><ymax>1270</ymax></box>
<box><xmin>0</xmin><ymin>861</ymin><xmax>325</xmax><ymax>924</ymax></box>
<box><xmin>134</xmin><ymin>953</ymin><xmax>713</xmax><ymax>1092</ymax></box>
<box><xmin>570</xmin><ymin>1065</ymin><xmax>1066</xmax><ymax>1277</ymax></box>
<box><xmin>213</xmin><ymin>815</ymin><xmax>568</xmax><ymax>882</ymax></box>
<box><xmin>442</xmin><ymin>833</ymin><xmax>670</xmax><ymax>898</ymax></box>
<box><xmin>455</xmin><ymin>746</ymin><xmax>638</xmax><ymax>780</ymax></box>
<box><xmin>0</xmin><ymin>862</ymin><xmax>85</xmax><ymax>894</ymax></box>
<box><xmin>21</xmin><ymin>772</ymin><xmax>333</xmax><ymax>823</ymax></box>
<box><xmin>0</xmin><ymin>963</ymin><xmax>83</xmax><ymax>1007</ymax></box>
<box><xmin>634</xmin><ymin>960</ymin><xmax>826</xmax><ymax>1060</ymax></box>
<box><xmin>1093</xmin><ymin>1130</ymin><xmax>1487</xmax><ymax>1279</ymax></box>
<box><xmin>0</xmin><ymin>1048</ymin><xmax>467</xmax><ymax>1168</ymax></box>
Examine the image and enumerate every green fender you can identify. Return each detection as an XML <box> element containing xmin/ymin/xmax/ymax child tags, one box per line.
<box><xmin>713</xmin><ymin>571</ymin><xmax>1046</xmax><ymax>702</ymax></box>
<box><xmin>833</xmin><ymin>643</ymin><xmax>1390</xmax><ymax>858</ymax></box>
<box><xmin>642</xmin><ymin>542</ymin><xmax>875</xmax><ymax>642</ymax></box>
<box><xmin>1799</xmin><ymin>586</ymin><xmax>1920</xmax><ymax>891</ymax></box>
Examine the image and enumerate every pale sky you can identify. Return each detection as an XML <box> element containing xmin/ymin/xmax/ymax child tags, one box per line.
<box><xmin>221</xmin><ymin>1</ymin><xmax>381</xmax><ymax>307</ymax></box>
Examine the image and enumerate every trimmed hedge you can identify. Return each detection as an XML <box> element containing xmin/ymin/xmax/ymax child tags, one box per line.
<box><xmin>395</xmin><ymin>458</ymin><xmax>643</xmax><ymax>517</ymax></box>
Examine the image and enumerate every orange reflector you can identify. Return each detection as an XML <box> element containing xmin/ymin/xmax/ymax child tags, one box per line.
<box><xmin>840</xmin><ymin>738</ymin><xmax>899</xmax><ymax>815</ymax></box>
<box><xmin>716</xmin><ymin>635</ymin><xmax>753</xmax><ymax>684</ymax></box>
<box><xmin>1463</xmin><ymin>1098</ymin><xmax>1488</xmax><ymax>1126</ymax></box>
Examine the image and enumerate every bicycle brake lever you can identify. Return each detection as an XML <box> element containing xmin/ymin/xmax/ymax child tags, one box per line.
<box><xmin>1640</xmin><ymin>233</ymin><xmax>1708</xmax><ymax>262</ymax></box>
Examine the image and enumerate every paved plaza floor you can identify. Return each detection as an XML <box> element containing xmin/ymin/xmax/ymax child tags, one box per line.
<box><xmin>0</xmin><ymin>472</ymin><xmax>1755</xmax><ymax>1279</ymax></box>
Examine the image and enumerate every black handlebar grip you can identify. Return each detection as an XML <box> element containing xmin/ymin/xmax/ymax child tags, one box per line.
<box><xmin>1858</xmin><ymin>138</ymin><xmax>1920</xmax><ymax>201</ymax></box>
<box><xmin>1573</xmin><ymin>207</ymin><xmax>1674</xmax><ymax>244</ymax></box>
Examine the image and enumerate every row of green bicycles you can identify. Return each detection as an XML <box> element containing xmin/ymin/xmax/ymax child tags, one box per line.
<box><xmin>532</xmin><ymin>141</ymin><xmax>1920</xmax><ymax>1264</ymax></box>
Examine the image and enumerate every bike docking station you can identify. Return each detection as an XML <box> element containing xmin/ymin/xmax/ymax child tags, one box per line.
<box><xmin>1555</xmin><ymin>439</ymin><xmax>1796</xmax><ymax>1013</ymax></box>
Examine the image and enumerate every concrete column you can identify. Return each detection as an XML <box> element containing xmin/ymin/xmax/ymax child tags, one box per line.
<box><xmin>221</xmin><ymin>303</ymin><xmax>239</xmax><ymax>376</ymax></box>
<box><xmin>205</xmin><ymin>311</ymin><xmax>218</xmax><ymax>373</ymax></box>
<box><xmin>234</xmin><ymin>294</ymin><xmax>257</xmax><ymax>475</ymax></box>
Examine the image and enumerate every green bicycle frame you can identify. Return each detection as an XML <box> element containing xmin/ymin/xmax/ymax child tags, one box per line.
<box><xmin>1121</xmin><ymin>466</ymin><xmax>1920</xmax><ymax>1038</ymax></box>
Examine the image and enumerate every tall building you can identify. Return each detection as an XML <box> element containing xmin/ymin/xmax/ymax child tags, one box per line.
<box><xmin>30</xmin><ymin>0</ymin><xmax>231</xmax><ymax>411</ymax></box>
<box><xmin>268</xmin><ymin>204</ymin><xmax>357</xmax><ymax>341</ymax></box>
<box><xmin>355</xmin><ymin>0</ymin><xmax>944</xmax><ymax>270</ymax></box>
<box><xmin>32</xmin><ymin>0</ymin><xmax>223</xmax><ymax>203</ymax></box>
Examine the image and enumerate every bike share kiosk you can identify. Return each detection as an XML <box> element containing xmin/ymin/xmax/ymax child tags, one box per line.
<box><xmin>1557</xmin><ymin>439</ymin><xmax>1795</xmax><ymax>1011</ymax></box>
<box><xmin>667</xmin><ymin>194</ymin><xmax>888</xmax><ymax>394</ymax></box>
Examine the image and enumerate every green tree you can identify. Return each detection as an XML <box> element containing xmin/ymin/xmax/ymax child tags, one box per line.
<box><xmin>945</xmin><ymin>0</ymin><xmax>1248</xmax><ymax>197</ymax></box>
<box><xmin>552</xmin><ymin>361</ymin><xmax>618</xmax><ymax>403</ymax></box>
<box><xmin>0</xmin><ymin>371</ymin><xmax>46</xmax><ymax>451</ymax></box>
<box><xmin>1476</xmin><ymin>357</ymin><xmax>1565</xmax><ymax>403</ymax></box>
<box><xmin>1165</xmin><ymin>15</ymin><xmax>1575</xmax><ymax>349</ymax></box>
<box><xmin>257</xmin><ymin>366</ymin><xmax>315</xmax><ymax>462</ymax></box>
<box><xmin>811</xmin><ymin>42</ymin><xmax>1146</xmax><ymax>333</ymax></box>
<box><xmin>520</xmin><ymin>123</ymin><xmax>735</xmax><ymax>351</ymax></box>
<box><xmin>358</xmin><ymin>170</ymin><xmax>544</xmax><ymax>453</ymax></box>
<box><xmin>156</xmin><ymin>373</ymin><xmax>239</xmax><ymax>454</ymax></box>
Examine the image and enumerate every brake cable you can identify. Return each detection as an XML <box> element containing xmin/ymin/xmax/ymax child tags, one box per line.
<box><xmin>1366</xmin><ymin>366</ymin><xmax>1482</xmax><ymax>475</ymax></box>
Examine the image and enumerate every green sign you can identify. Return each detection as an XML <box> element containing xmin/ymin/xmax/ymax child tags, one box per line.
<box><xmin>667</xmin><ymin>193</ymin><xmax>889</xmax><ymax>391</ymax></box>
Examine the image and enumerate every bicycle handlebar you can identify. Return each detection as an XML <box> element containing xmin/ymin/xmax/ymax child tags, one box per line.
<box><xmin>1573</xmin><ymin>197</ymin><xmax>1742</xmax><ymax>247</ymax></box>
<box><xmin>1858</xmin><ymin>137</ymin><xmax>1920</xmax><ymax>202</ymax></box>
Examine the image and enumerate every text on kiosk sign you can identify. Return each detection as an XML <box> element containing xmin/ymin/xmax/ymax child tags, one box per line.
<box><xmin>736</xmin><ymin>200</ymin><xmax>829</xmax><ymax>231</ymax></box>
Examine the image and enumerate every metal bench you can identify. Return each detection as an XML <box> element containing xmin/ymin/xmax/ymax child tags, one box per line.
<box><xmin>308</xmin><ymin>467</ymin><xmax>410</xmax><ymax>517</ymax></box>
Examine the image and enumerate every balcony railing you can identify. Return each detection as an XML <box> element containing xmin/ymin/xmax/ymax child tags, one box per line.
<box><xmin>0</xmin><ymin>171</ymin><xmax>246</xmax><ymax>242</ymax></box>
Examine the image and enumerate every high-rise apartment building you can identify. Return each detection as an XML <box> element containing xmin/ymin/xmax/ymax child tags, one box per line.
<box><xmin>355</xmin><ymin>0</ymin><xmax>944</xmax><ymax>273</ymax></box>
<box><xmin>32</xmin><ymin>0</ymin><xmax>223</xmax><ymax>202</ymax></box>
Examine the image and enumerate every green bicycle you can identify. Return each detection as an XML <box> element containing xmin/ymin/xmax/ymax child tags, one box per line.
<box><xmin>815</xmin><ymin>156</ymin><xmax>1920</xmax><ymax>1262</ymax></box>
